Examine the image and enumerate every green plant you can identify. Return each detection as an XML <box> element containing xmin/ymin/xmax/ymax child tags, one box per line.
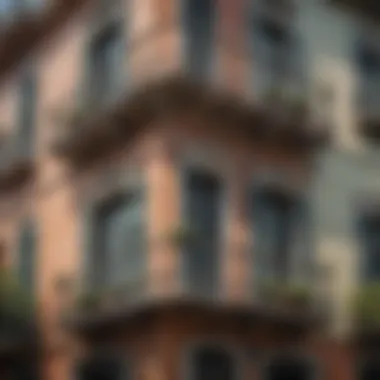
<box><xmin>76</xmin><ymin>291</ymin><xmax>102</xmax><ymax>311</ymax></box>
<box><xmin>166</xmin><ymin>225</ymin><xmax>201</xmax><ymax>247</ymax></box>
<box><xmin>264</xmin><ymin>84</ymin><xmax>308</xmax><ymax>113</ymax></box>
<box><xmin>260</xmin><ymin>279</ymin><xmax>312</xmax><ymax>308</ymax></box>
<box><xmin>0</xmin><ymin>270</ymin><xmax>34</xmax><ymax>321</ymax></box>
<box><xmin>354</xmin><ymin>282</ymin><xmax>380</xmax><ymax>328</ymax></box>
<box><xmin>263</xmin><ymin>85</ymin><xmax>284</xmax><ymax>104</ymax></box>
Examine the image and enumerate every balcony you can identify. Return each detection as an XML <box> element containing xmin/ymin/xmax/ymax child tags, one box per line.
<box><xmin>0</xmin><ymin>271</ymin><xmax>39</xmax><ymax>360</ymax></box>
<box><xmin>0</xmin><ymin>132</ymin><xmax>34</xmax><ymax>194</ymax></box>
<box><xmin>64</xmin><ymin>278</ymin><xmax>324</xmax><ymax>338</ymax></box>
<box><xmin>252</xmin><ymin>278</ymin><xmax>324</xmax><ymax>332</ymax></box>
<box><xmin>63</xmin><ymin>234</ymin><xmax>324</xmax><ymax>336</ymax></box>
<box><xmin>0</xmin><ymin>0</ymin><xmax>88</xmax><ymax>82</ymax></box>
<box><xmin>50</xmin><ymin>24</ymin><xmax>330</xmax><ymax>170</ymax></box>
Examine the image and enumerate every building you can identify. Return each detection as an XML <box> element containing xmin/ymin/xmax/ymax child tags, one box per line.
<box><xmin>0</xmin><ymin>0</ymin><xmax>379</xmax><ymax>379</ymax></box>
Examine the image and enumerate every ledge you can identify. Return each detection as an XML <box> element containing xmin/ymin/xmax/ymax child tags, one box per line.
<box><xmin>51</xmin><ymin>75</ymin><xmax>330</xmax><ymax>170</ymax></box>
<box><xmin>63</xmin><ymin>289</ymin><xmax>324</xmax><ymax>338</ymax></box>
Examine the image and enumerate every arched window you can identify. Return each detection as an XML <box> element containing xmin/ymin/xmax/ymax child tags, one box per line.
<box><xmin>190</xmin><ymin>345</ymin><xmax>237</xmax><ymax>380</ymax></box>
<box><xmin>264</xmin><ymin>355</ymin><xmax>314</xmax><ymax>380</ymax></box>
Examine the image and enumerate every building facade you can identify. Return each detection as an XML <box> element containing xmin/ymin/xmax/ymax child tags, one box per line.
<box><xmin>0</xmin><ymin>0</ymin><xmax>379</xmax><ymax>379</ymax></box>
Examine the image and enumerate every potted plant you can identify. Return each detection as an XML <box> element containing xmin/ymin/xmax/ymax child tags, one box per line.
<box><xmin>282</xmin><ymin>282</ymin><xmax>313</xmax><ymax>309</ymax></box>
<box><xmin>166</xmin><ymin>225</ymin><xmax>201</xmax><ymax>247</ymax></box>
<box><xmin>260</xmin><ymin>279</ymin><xmax>312</xmax><ymax>310</ymax></box>
<box><xmin>76</xmin><ymin>290</ymin><xmax>102</xmax><ymax>312</ymax></box>
<box><xmin>263</xmin><ymin>84</ymin><xmax>308</xmax><ymax>120</ymax></box>
<box><xmin>354</xmin><ymin>282</ymin><xmax>380</xmax><ymax>331</ymax></box>
<box><xmin>0</xmin><ymin>270</ymin><xmax>34</xmax><ymax>323</ymax></box>
<box><xmin>263</xmin><ymin>85</ymin><xmax>285</xmax><ymax>106</ymax></box>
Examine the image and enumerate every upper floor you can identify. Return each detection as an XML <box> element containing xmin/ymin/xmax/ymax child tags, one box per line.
<box><xmin>2</xmin><ymin>0</ymin><xmax>380</xmax><ymax>346</ymax></box>
<box><xmin>3</xmin><ymin>0</ymin><xmax>380</xmax><ymax>194</ymax></box>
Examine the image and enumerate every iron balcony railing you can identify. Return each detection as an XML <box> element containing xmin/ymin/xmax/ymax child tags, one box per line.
<box><xmin>61</xmin><ymin>234</ymin><xmax>327</xmax><ymax>332</ymax></box>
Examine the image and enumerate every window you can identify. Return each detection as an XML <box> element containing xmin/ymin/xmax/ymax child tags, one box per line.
<box><xmin>8</xmin><ymin>361</ymin><xmax>41</xmax><ymax>380</ymax></box>
<box><xmin>264</xmin><ymin>355</ymin><xmax>314</xmax><ymax>380</ymax></box>
<box><xmin>254</xmin><ymin>13</ymin><xmax>292</xmax><ymax>47</ymax></box>
<box><xmin>18</xmin><ymin>220</ymin><xmax>36</xmax><ymax>292</ymax></box>
<box><xmin>250</xmin><ymin>187</ymin><xmax>308</xmax><ymax>282</ymax></box>
<box><xmin>355</xmin><ymin>27</ymin><xmax>380</xmax><ymax>77</ymax></box>
<box><xmin>77</xmin><ymin>351</ymin><xmax>125</xmax><ymax>380</ymax></box>
<box><xmin>89</xmin><ymin>191</ymin><xmax>145</xmax><ymax>291</ymax></box>
<box><xmin>355</xmin><ymin>42</ymin><xmax>380</xmax><ymax>75</ymax></box>
<box><xmin>191</xmin><ymin>346</ymin><xmax>236</xmax><ymax>380</ymax></box>
<box><xmin>359</xmin><ymin>357</ymin><xmax>380</xmax><ymax>380</ymax></box>
<box><xmin>88</xmin><ymin>23</ymin><xmax>123</xmax><ymax>105</ymax></box>
<box><xmin>354</xmin><ymin>30</ymin><xmax>380</xmax><ymax>118</ymax></box>
<box><xmin>359</xmin><ymin>212</ymin><xmax>380</xmax><ymax>282</ymax></box>
<box><xmin>18</xmin><ymin>69</ymin><xmax>37</xmax><ymax>156</ymax></box>
<box><xmin>250</xmin><ymin>0</ymin><xmax>302</xmax><ymax>93</ymax></box>
<box><xmin>183</xmin><ymin>0</ymin><xmax>216</xmax><ymax>78</ymax></box>
<box><xmin>182</xmin><ymin>169</ymin><xmax>222</xmax><ymax>296</ymax></box>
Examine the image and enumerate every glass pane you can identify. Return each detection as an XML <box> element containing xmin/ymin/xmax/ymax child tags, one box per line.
<box><xmin>92</xmin><ymin>192</ymin><xmax>144</xmax><ymax>290</ymax></box>
<box><xmin>266</xmin><ymin>357</ymin><xmax>313</xmax><ymax>380</ymax></box>
<box><xmin>360</xmin><ymin>359</ymin><xmax>380</xmax><ymax>380</ymax></box>
<box><xmin>77</xmin><ymin>356</ymin><xmax>124</xmax><ymax>380</ymax></box>
<box><xmin>251</xmin><ymin>189</ymin><xmax>301</xmax><ymax>282</ymax></box>
<box><xmin>360</xmin><ymin>216</ymin><xmax>380</xmax><ymax>281</ymax></box>
<box><xmin>184</xmin><ymin>170</ymin><xmax>221</xmax><ymax>295</ymax></box>
<box><xmin>184</xmin><ymin>0</ymin><xmax>215</xmax><ymax>78</ymax></box>
<box><xmin>193</xmin><ymin>348</ymin><xmax>234</xmax><ymax>380</ymax></box>
<box><xmin>89</xmin><ymin>25</ymin><xmax>123</xmax><ymax>103</ymax></box>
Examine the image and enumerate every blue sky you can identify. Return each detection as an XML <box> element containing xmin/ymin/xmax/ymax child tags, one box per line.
<box><xmin>0</xmin><ymin>0</ymin><xmax>11</xmax><ymax>13</ymax></box>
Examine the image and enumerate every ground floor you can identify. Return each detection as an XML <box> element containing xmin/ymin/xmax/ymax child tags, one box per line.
<box><xmin>36</xmin><ymin>306</ymin><xmax>367</xmax><ymax>380</ymax></box>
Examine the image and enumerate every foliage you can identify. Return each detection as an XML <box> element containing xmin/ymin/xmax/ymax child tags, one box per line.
<box><xmin>260</xmin><ymin>279</ymin><xmax>313</xmax><ymax>308</ymax></box>
<box><xmin>264</xmin><ymin>84</ymin><xmax>308</xmax><ymax>115</ymax></box>
<box><xmin>75</xmin><ymin>290</ymin><xmax>103</xmax><ymax>311</ymax></box>
<box><xmin>354</xmin><ymin>282</ymin><xmax>380</xmax><ymax>328</ymax></box>
<box><xmin>166</xmin><ymin>225</ymin><xmax>201</xmax><ymax>247</ymax></box>
<box><xmin>0</xmin><ymin>270</ymin><xmax>34</xmax><ymax>322</ymax></box>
